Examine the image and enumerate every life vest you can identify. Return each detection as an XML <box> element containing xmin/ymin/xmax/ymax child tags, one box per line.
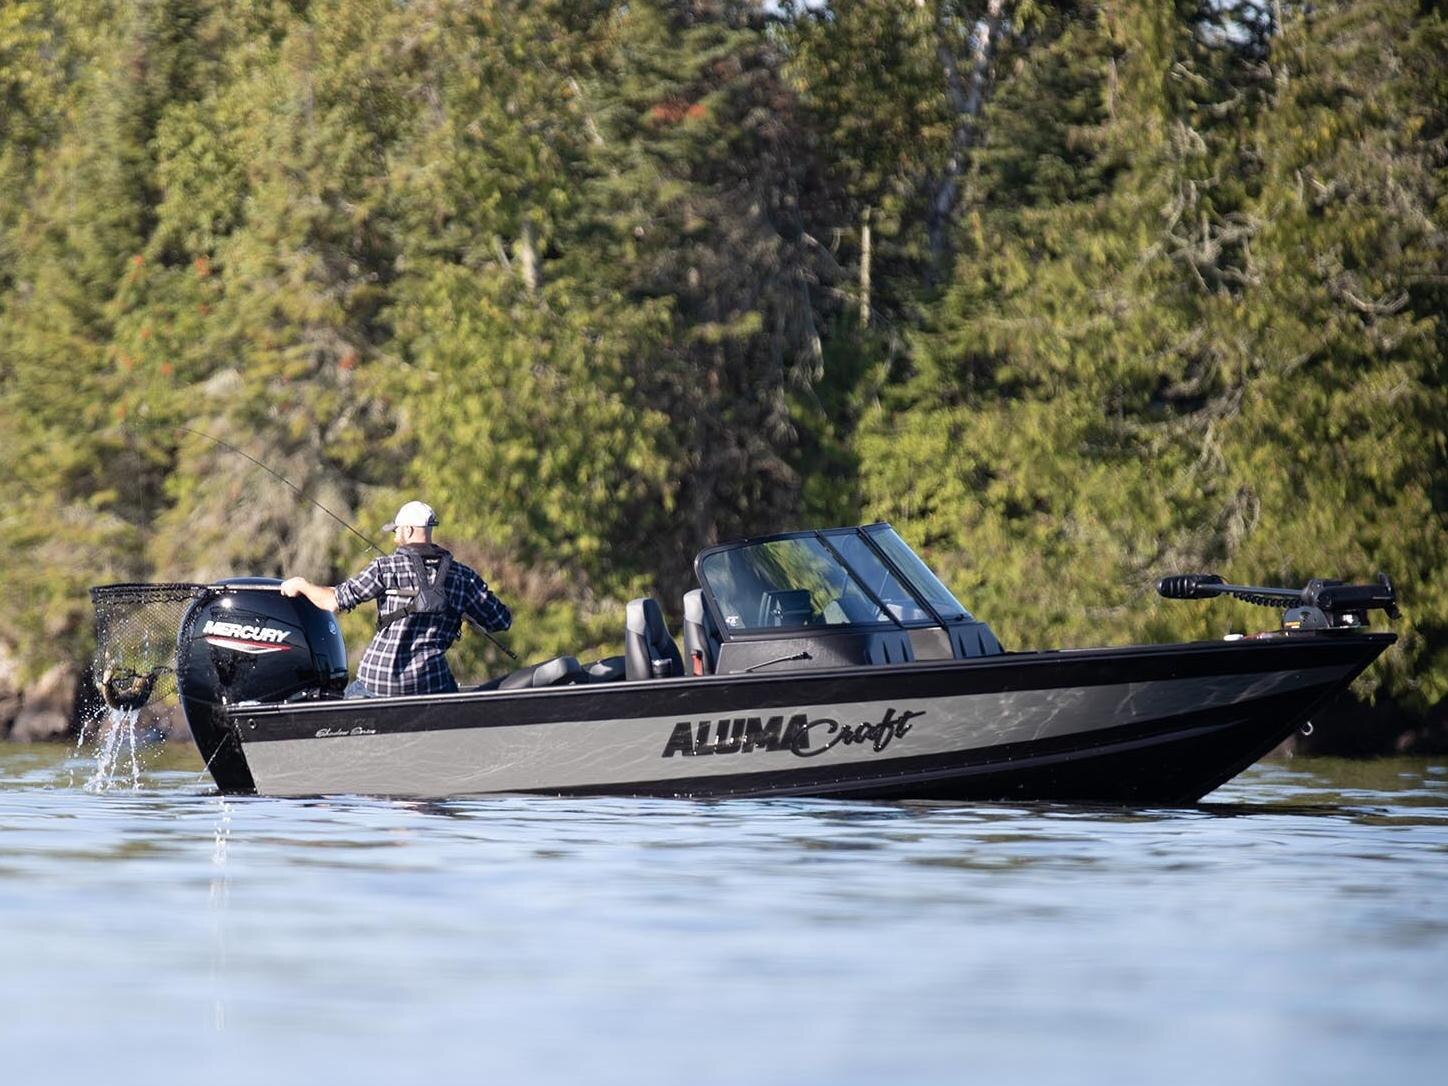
<box><xmin>377</xmin><ymin>549</ymin><xmax>453</xmax><ymax>629</ymax></box>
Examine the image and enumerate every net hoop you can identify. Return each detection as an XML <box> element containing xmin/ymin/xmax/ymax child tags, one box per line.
<box><xmin>89</xmin><ymin>583</ymin><xmax>209</xmax><ymax>714</ymax></box>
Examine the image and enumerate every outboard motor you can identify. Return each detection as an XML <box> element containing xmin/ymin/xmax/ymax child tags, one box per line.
<box><xmin>177</xmin><ymin>579</ymin><xmax>347</xmax><ymax>792</ymax></box>
<box><xmin>91</xmin><ymin>578</ymin><xmax>347</xmax><ymax>793</ymax></box>
<box><xmin>177</xmin><ymin>578</ymin><xmax>348</xmax><ymax>706</ymax></box>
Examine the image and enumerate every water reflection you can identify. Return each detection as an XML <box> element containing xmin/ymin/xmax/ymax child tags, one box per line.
<box><xmin>210</xmin><ymin>795</ymin><xmax>232</xmax><ymax>1032</ymax></box>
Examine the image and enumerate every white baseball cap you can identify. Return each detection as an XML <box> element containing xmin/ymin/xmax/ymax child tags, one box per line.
<box><xmin>382</xmin><ymin>500</ymin><xmax>439</xmax><ymax>532</ymax></box>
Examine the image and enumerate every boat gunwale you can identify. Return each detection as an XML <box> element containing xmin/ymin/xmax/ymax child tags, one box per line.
<box><xmin>225</xmin><ymin>630</ymin><xmax>1395</xmax><ymax>722</ymax></box>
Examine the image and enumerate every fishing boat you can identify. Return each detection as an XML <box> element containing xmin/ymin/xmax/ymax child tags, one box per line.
<box><xmin>90</xmin><ymin>523</ymin><xmax>1398</xmax><ymax>803</ymax></box>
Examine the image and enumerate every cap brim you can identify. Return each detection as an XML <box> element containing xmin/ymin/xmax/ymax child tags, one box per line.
<box><xmin>381</xmin><ymin>521</ymin><xmax>397</xmax><ymax>532</ymax></box>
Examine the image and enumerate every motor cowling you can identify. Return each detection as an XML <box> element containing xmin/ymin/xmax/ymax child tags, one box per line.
<box><xmin>178</xmin><ymin>579</ymin><xmax>348</xmax><ymax>707</ymax></box>
<box><xmin>169</xmin><ymin>579</ymin><xmax>349</xmax><ymax>795</ymax></box>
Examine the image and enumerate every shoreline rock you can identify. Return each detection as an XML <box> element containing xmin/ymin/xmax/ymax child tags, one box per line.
<box><xmin>7</xmin><ymin>663</ymin><xmax>82</xmax><ymax>742</ymax></box>
<box><xmin>0</xmin><ymin>642</ymin><xmax>21</xmax><ymax>738</ymax></box>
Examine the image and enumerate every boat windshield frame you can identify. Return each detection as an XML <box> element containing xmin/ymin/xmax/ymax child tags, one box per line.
<box><xmin>692</xmin><ymin>523</ymin><xmax>971</xmax><ymax>639</ymax></box>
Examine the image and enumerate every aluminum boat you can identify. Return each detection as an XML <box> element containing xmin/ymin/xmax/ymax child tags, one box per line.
<box><xmin>90</xmin><ymin>523</ymin><xmax>1398</xmax><ymax>803</ymax></box>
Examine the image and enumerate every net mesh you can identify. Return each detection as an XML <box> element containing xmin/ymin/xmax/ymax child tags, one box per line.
<box><xmin>89</xmin><ymin>583</ymin><xmax>206</xmax><ymax>710</ymax></box>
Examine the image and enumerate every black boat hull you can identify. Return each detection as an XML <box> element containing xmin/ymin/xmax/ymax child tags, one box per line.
<box><xmin>214</xmin><ymin>633</ymin><xmax>1392</xmax><ymax>804</ymax></box>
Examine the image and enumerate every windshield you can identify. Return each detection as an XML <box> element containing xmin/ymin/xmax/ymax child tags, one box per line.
<box><xmin>698</xmin><ymin>537</ymin><xmax>890</xmax><ymax>631</ymax></box>
<box><xmin>825</xmin><ymin>533</ymin><xmax>936</xmax><ymax>624</ymax></box>
<box><xmin>863</xmin><ymin>525</ymin><xmax>971</xmax><ymax>620</ymax></box>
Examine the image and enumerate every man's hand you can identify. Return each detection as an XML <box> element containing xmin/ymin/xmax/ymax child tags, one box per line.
<box><xmin>280</xmin><ymin>577</ymin><xmax>340</xmax><ymax>612</ymax></box>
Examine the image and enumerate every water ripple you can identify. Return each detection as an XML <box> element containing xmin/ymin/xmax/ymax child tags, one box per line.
<box><xmin>0</xmin><ymin>743</ymin><xmax>1444</xmax><ymax>1085</ymax></box>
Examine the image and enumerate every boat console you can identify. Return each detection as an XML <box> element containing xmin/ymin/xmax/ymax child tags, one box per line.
<box><xmin>476</xmin><ymin>524</ymin><xmax>1006</xmax><ymax>689</ymax></box>
<box><xmin>688</xmin><ymin>524</ymin><xmax>1003</xmax><ymax>675</ymax></box>
<box><xmin>365</xmin><ymin>524</ymin><xmax>1402</xmax><ymax>697</ymax></box>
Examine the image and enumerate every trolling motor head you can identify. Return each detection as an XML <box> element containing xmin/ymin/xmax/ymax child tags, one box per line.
<box><xmin>1157</xmin><ymin>571</ymin><xmax>1400</xmax><ymax>630</ymax></box>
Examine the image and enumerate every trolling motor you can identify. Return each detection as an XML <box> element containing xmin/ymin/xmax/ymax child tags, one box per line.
<box><xmin>1157</xmin><ymin>572</ymin><xmax>1399</xmax><ymax>630</ymax></box>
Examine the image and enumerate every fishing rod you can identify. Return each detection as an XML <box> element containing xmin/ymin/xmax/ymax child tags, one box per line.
<box><xmin>174</xmin><ymin>425</ymin><xmax>518</xmax><ymax>661</ymax></box>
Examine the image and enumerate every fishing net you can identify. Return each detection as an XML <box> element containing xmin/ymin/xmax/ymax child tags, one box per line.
<box><xmin>89</xmin><ymin>583</ymin><xmax>206</xmax><ymax>711</ymax></box>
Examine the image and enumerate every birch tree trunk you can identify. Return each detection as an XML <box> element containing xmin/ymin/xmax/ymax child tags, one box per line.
<box><xmin>860</xmin><ymin>204</ymin><xmax>872</xmax><ymax>329</ymax></box>
<box><xmin>518</xmin><ymin>219</ymin><xmax>540</xmax><ymax>293</ymax></box>
<box><xmin>927</xmin><ymin>0</ymin><xmax>1007</xmax><ymax>274</ymax></box>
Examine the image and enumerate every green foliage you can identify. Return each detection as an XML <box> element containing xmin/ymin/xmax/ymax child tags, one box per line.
<box><xmin>0</xmin><ymin>0</ymin><xmax>1441</xmax><ymax>714</ymax></box>
<box><xmin>576</xmin><ymin>0</ymin><xmax>828</xmax><ymax>564</ymax></box>
<box><xmin>388</xmin><ymin>265</ymin><xmax>675</xmax><ymax>588</ymax></box>
<box><xmin>785</xmin><ymin>0</ymin><xmax>951</xmax><ymax>250</ymax></box>
<box><xmin>859</xmin><ymin>0</ymin><xmax>1447</xmax><ymax>709</ymax></box>
<box><xmin>0</xmin><ymin>1</ymin><xmax>224</xmax><ymax>672</ymax></box>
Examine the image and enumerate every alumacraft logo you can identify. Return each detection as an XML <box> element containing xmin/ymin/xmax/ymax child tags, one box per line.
<box><xmin>201</xmin><ymin>618</ymin><xmax>292</xmax><ymax>655</ymax></box>
<box><xmin>662</xmin><ymin>707</ymin><xmax>924</xmax><ymax>760</ymax></box>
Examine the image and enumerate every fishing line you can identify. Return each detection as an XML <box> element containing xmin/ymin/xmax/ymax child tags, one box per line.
<box><xmin>174</xmin><ymin>425</ymin><xmax>517</xmax><ymax>661</ymax></box>
<box><xmin>176</xmin><ymin>425</ymin><xmax>384</xmax><ymax>558</ymax></box>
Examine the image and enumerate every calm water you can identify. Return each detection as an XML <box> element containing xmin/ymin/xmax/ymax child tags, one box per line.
<box><xmin>1</xmin><ymin>740</ymin><xmax>1445</xmax><ymax>1085</ymax></box>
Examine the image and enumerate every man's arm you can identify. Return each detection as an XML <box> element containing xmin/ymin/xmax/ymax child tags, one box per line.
<box><xmin>280</xmin><ymin>578</ymin><xmax>338</xmax><ymax>612</ymax></box>
<box><xmin>283</xmin><ymin>558</ymin><xmax>385</xmax><ymax>615</ymax></box>
<box><xmin>462</xmin><ymin>570</ymin><xmax>512</xmax><ymax>633</ymax></box>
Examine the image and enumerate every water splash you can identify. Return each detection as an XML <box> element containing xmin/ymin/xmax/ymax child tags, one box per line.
<box><xmin>81</xmin><ymin>708</ymin><xmax>145</xmax><ymax>792</ymax></box>
<box><xmin>67</xmin><ymin>716</ymin><xmax>90</xmax><ymax>789</ymax></box>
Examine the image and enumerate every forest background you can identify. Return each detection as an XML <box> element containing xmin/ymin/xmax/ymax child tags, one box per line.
<box><xmin>0</xmin><ymin>0</ymin><xmax>1443</xmax><ymax>745</ymax></box>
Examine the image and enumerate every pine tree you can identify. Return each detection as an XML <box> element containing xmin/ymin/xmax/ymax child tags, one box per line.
<box><xmin>856</xmin><ymin>1</ymin><xmax>1276</xmax><ymax>646</ymax></box>
<box><xmin>0</xmin><ymin>0</ymin><xmax>227</xmax><ymax>671</ymax></box>
<box><xmin>0</xmin><ymin>0</ymin><xmax>66</xmax><ymax>294</ymax></box>
<box><xmin>149</xmin><ymin>0</ymin><xmax>416</xmax><ymax>587</ymax></box>
<box><xmin>857</xmin><ymin>0</ymin><xmax>1446</xmax><ymax>713</ymax></box>
<box><xmin>580</xmin><ymin>0</ymin><xmax>828</xmax><ymax>568</ymax></box>
<box><xmin>1197</xmin><ymin>0</ymin><xmax>1448</xmax><ymax>704</ymax></box>
<box><xmin>785</xmin><ymin>0</ymin><xmax>953</xmax><ymax>326</ymax></box>
<box><xmin>377</xmin><ymin>1</ymin><xmax>678</xmax><ymax>668</ymax></box>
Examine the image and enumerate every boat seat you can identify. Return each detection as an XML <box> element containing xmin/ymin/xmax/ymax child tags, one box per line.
<box><xmin>624</xmin><ymin>598</ymin><xmax>683</xmax><ymax>680</ymax></box>
<box><xmin>757</xmin><ymin>589</ymin><xmax>814</xmax><ymax>627</ymax></box>
<box><xmin>584</xmin><ymin>655</ymin><xmax>626</xmax><ymax>683</ymax></box>
<box><xmin>497</xmin><ymin>655</ymin><xmax>586</xmax><ymax>691</ymax></box>
<box><xmin>682</xmin><ymin>589</ymin><xmax>721</xmax><ymax>676</ymax></box>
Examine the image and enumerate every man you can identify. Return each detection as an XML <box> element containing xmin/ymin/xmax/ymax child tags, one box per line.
<box><xmin>280</xmin><ymin>500</ymin><xmax>511</xmax><ymax>697</ymax></box>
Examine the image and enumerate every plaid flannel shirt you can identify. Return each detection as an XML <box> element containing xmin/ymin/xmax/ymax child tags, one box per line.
<box><xmin>334</xmin><ymin>544</ymin><xmax>511</xmax><ymax>696</ymax></box>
